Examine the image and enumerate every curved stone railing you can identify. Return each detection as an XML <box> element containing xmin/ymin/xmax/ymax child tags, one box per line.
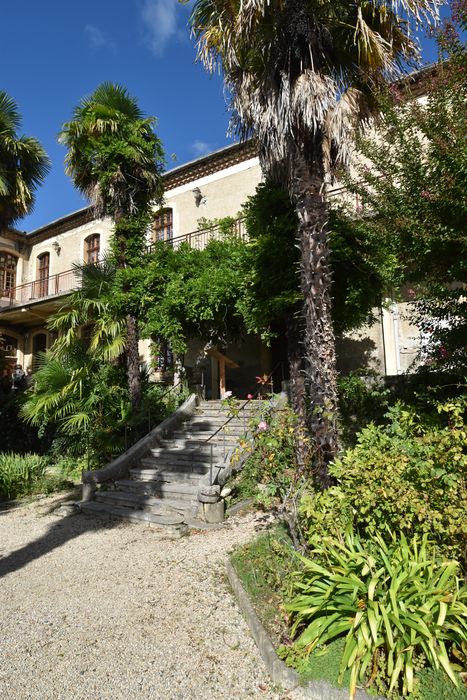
<box><xmin>81</xmin><ymin>393</ymin><xmax>198</xmax><ymax>501</ymax></box>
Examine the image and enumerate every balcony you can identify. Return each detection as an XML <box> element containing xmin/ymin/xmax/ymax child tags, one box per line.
<box><xmin>146</xmin><ymin>217</ymin><xmax>247</xmax><ymax>255</ymax></box>
<box><xmin>1</xmin><ymin>217</ymin><xmax>249</xmax><ymax>313</ymax></box>
<box><xmin>1</xmin><ymin>269</ymin><xmax>80</xmax><ymax>309</ymax></box>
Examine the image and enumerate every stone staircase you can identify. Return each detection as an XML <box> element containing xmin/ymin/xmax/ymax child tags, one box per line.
<box><xmin>79</xmin><ymin>399</ymin><xmax>262</xmax><ymax>529</ymax></box>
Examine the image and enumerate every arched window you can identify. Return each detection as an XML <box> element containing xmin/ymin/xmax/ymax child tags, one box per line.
<box><xmin>37</xmin><ymin>253</ymin><xmax>50</xmax><ymax>298</ymax></box>
<box><xmin>153</xmin><ymin>209</ymin><xmax>173</xmax><ymax>242</ymax></box>
<box><xmin>0</xmin><ymin>252</ymin><xmax>17</xmax><ymax>297</ymax></box>
<box><xmin>85</xmin><ymin>234</ymin><xmax>100</xmax><ymax>263</ymax></box>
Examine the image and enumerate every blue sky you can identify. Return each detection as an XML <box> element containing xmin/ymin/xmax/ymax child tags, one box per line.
<box><xmin>1</xmin><ymin>0</ymin><xmax>447</xmax><ymax>232</ymax></box>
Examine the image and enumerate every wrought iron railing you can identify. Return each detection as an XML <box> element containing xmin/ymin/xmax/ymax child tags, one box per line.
<box><xmin>2</xmin><ymin>218</ymin><xmax>249</xmax><ymax>309</ymax></box>
<box><xmin>145</xmin><ymin>217</ymin><xmax>247</xmax><ymax>255</ymax></box>
<box><xmin>1</xmin><ymin>268</ymin><xmax>79</xmax><ymax>308</ymax></box>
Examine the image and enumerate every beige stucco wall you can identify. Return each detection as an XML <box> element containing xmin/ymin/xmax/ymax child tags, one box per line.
<box><xmin>162</xmin><ymin>157</ymin><xmax>262</xmax><ymax>240</ymax></box>
<box><xmin>25</xmin><ymin>216</ymin><xmax>114</xmax><ymax>285</ymax></box>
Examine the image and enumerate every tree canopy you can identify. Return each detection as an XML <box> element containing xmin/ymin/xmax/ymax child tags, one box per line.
<box><xmin>0</xmin><ymin>90</ymin><xmax>50</xmax><ymax>228</ymax></box>
<box><xmin>59</xmin><ymin>83</ymin><xmax>166</xmax><ymax>409</ymax></box>
<box><xmin>186</xmin><ymin>0</ymin><xmax>440</xmax><ymax>483</ymax></box>
<box><xmin>335</xmin><ymin>7</ymin><xmax>467</xmax><ymax>372</ymax></box>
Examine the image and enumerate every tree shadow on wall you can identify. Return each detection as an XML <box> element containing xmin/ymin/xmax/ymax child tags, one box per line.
<box><xmin>336</xmin><ymin>336</ymin><xmax>380</xmax><ymax>375</ymax></box>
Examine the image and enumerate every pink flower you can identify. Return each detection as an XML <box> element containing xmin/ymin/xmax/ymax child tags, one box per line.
<box><xmin>258</xmin><ymin>421</ymin><xmax>268</xmax><ymax>431</ymax></box>
<box><xmin>247</xmin><ymin>393</ymin><xmax>253</xmax><ymax>400</ymax></box>
<box><xmin>224</xmin><ymin>391</ymin><xmax>233</xmax><ymax>398</ymax></box>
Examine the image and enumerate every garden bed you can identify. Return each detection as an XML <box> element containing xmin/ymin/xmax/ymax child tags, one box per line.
<box><xmin>230</xmin><ymin>524</ymin><xmax>467</xmax><ymax>700</ymax></box>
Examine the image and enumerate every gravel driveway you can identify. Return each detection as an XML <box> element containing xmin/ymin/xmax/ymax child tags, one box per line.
<box><xmin>0</xmin><ymin>493</ymin><xmax>301</xmax><ymax>700</ymax></box>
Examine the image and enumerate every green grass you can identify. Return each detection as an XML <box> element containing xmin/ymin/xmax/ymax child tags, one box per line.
<box><xmin>230</xmin><ymin>524</ymin><xmax>296</xmax><ymax>645</ymax></box>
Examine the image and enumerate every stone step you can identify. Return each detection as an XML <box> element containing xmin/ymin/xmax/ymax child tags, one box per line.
<box><xmin>149</xmin><ymin>446</ymin><xmax>224</xmax><ymax>461</ymax></box>
<box><xmin>115</xmin><ymin>481</ymin><xmax>196</xmax><ymax>509</ymax></box>
<box><xmin>140</xmin><ymin>456</ymin><xmax>209</xmax><ymax>474</ymax></box>
<box><xmin>79</xmin><ymin>500</ymin><xmax>186</xmax><ymax>527</ymax></box>
<box><xmin>95</xmin><ymin>490</ymin><xmax>191</xmax><ymax>514</ymax></box>
<box><xmin>171</xmin><ymin>431</ymin><xmax>241</xmax><ymax>442</ymax></box>
<box><xmin>127</xmin><ymin>472</ymin><xmax>199</xmax><ymax>499</ymax></box>
<box><xmin>136</xmin><ymin>462</ymin><xmax>204</xmax><ymax>480</ymax></box>
<box><xmin>198</xmin><ymin>400</ymin><xmax>264</xmax><ymax>408</ymax></box>
<box><xmin>187</xmin><ymin>418</ymin><xmax>250</xmax><ymax>429</ymax></box>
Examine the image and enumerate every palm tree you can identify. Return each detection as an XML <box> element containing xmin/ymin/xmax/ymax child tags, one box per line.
<box><xmin>187</xmin><ymin>0</ymin><xmax>439</xmax><ymax>486</ymax></box>
<box><xmin>0</xmin><ymin>90</ymin><xmax>50</xmax><ymax>228</ymax></box>
<box><xmin>48</xmin><ymin>259</ymin><xmax>126</xmax><ymax>364</ymax></box>
<box><xmin>59</xmin><ymin>83</ymin><xmax>165</xmax><ymax>410</ymax></box>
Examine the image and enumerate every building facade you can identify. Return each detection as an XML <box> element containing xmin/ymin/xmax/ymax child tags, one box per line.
<box><xmin>0</xmin><ymin>140</ymin><xmax>421</xmax><ymax>397</ymax></box>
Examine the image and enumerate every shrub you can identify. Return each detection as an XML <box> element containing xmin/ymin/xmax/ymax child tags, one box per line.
<box><xmin>301</xmin><ymin>398</ymin><xmax>467</xmax><ymax>568</ymax></box>
<box><xmin>229</xmin><ymin>402</ymin><xmax>305</xmax><ymax>507</ymax></box>
<box><xmin>282</xmin><ymin>531</ymin><xmax>467</xmax><ymax>698</ymax></box>
<box><xmin>337</xmin><ymin>372</ymin><xmax>390</xmax><ymax>446</ymax></box>
<box><xmin>0</xmin><ymin>452</ymin><xmax>47</xmax><ymax>500</ymax></box>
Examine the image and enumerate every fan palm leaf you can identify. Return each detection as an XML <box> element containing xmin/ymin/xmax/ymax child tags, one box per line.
<box><xmin>0</xmin><ymin>90</ymin><xmax>50</xmax><ymax>226</ymax></box>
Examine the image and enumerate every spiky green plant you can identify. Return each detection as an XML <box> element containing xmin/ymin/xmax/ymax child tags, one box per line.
<box><xmin>284</xmin><ymin>531</ymin><xmax>467</xmax><ymax>698</ymax></box>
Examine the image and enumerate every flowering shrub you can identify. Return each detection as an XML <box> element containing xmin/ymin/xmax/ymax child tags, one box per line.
<box><xmin>230</xmin><ymin>402</ymin><xmax>308</xmax><ymax>508</ymax></box>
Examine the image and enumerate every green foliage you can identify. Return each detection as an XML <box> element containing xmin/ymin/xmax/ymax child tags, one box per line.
<box><xmin>336</xmin><ymin>23</ymin><xmax>467</xmax><ymax>372</ymax></box>
<box><xmin>0</xmin><ymin>390</ymin><xmax>51</xmax><ymax>454</ymax></box>
<box><xmin>416</xmin><ymin>666</ymin><xmax>467</xmax><ymax>700</ymax></box>
<box><xmin>230</xmin><ymin>403</ymin><xmax>305</xmax><ymax>508</ymax></box>
<box><xmin>230</xmin><ymin>524</ymin><xmax>296</xmax><ymax>643</ymax></box>
<box><xmin>140</xmin><ymin>235</ymin><xmax>245</xmax><ymax>354</ymax></box>
<box><xmin>0</xmin><ymin>452</ymin><xmax>47</xmax><ymax>500</ymax></box>
<box><xmin>337</xmin><ymin>372</ymin><xmax>391</xmax><ymax>446</ymax></box>
<box><xmin>300</xmin><ymin>398</ymin><xmax>467</xmax><ymax>568</ymax></box>
<box><xmin>237</xmin><ymin>182</ymin><xmax>301</xmax><ymax>343</ymax></box>
<box><xmin>48</xmin><ymin>259</ymin><xmax>126</xmax><ymax>363</ymax></box>
<box><xmin>0</xmin><ymin>90</ymin><xmax>50</xmax><ymax>227</ymax></box>
<box><xmin>59</xmin><ymin>82</ymin><xmax>165</xmax><ymax>226</ymax></box>
<box><xmin>238</xmin><ymin>181</ymin><xmax>397</xmax><ymax>341</ymax></box>
<box><xmin>283</xmin><ymin>531</ymin><xmax>467</xmax><ymax>698</ymax></box>
<box><xmin>20</xmin><ymin>351</ymin><xmax>131</xmax><ymax>464</ymax></box>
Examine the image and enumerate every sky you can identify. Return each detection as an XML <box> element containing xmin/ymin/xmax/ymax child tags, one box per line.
<box><xmin>1</xmin><ymin>0</ymin><xmax>449</xmax><ymax>233</ymax></box>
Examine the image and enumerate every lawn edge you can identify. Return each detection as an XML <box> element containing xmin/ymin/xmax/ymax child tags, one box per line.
<box><xmin>226</xmin><ymin>559</ymin><xmax>385</xmax><ymax>700</ymax></box>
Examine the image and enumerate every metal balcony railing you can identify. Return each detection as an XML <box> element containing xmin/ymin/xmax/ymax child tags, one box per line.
<box><xmin>1</xmin><ymin>268</ymin><xmax>80</xmax><ymax>308</ymax></box>
<box><xmin>145</xmin><ymin>217</ymin><xmax>247</xmax><ymax>255</ymax></box>
<box><xmin>1</xmin><ymin>218</ymin><xmax>249</xmax><ymax>309</ymax></box>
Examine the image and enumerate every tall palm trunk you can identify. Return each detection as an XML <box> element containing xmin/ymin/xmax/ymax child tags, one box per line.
<box><xmin>290</xmin><ymin>141</ymin><xmax>339</xmax><ymax>488</ymax></box>
<box><xmin>114</xmin><ymin>210</ymin><xmax>142</xmax><ymax>413</ymax></box>
<box><xmin>126</xmin><ymin>314</ymin><xmax>142</xmax><ymax>412</ymax></box>
<box><xmin>285</xmin><ymin>307</ymin><xmax>309</xmax><ymax>470</ymax></box>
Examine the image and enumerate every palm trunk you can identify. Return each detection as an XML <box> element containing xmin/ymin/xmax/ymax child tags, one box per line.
<box><xmin>114</xmin><ymin>209</ymin><xmax>142</xmax><ymax>413</ymax></box>
<box><xmin>126</xmin><ymin>314</ymin><xmax>142</xmax><ymax>412</ymax></box>
<box><xmin>290</xmin><ymin>141</ymin><xmax>339</xmax><ymax>488</ymax></box>
<box><xmin>285</xmin><ymin>307</ymin><xmax>309</xmax><ymax>470</ymax></box>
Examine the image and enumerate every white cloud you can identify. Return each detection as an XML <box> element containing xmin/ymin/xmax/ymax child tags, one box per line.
<box><xmin>140</xmin><ymin>0</ymin><xmax>183</xmax><ymax>56</ymax></box>
<box><xmin>84</xmin><ymin>25</ymin><xmax>117</xmax><ymax>53</ymax></box>
<box><xmin>191</xmin><ymin>140</ymin><xmax>216</xmax><ymax>157</ymax></box>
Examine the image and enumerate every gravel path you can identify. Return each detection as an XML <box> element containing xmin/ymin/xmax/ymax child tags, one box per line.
<box><xmin>0</xmin><ymin>493</ymin><xmax>303</xmax><ymax>700</ymax></box>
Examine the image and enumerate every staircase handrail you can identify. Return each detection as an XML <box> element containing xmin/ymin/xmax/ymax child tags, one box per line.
<box><xmin>81</xmin><ymin>393</ymin><xmax>198</xmax><ymax>501</ymax></box>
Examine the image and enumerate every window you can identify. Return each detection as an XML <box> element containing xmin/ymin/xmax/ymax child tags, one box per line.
<box><xmin>0</xmin><ymin>253</ymin><xmax>17</xmax><ymax>297</ymax></box>
<box><xmin>85</xmin><ymin>234</ymin><xmax>100</xmax><ymax>263</ymax></box>
<box><xmin>37</xmin><ymin>253</ymin><xmax>50</xmax><ymax>297</ymax></box>
<box><xmin>153</xmin><ymin>209</ymin><xmax>173</xmax><ymax>242</ymax></box>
